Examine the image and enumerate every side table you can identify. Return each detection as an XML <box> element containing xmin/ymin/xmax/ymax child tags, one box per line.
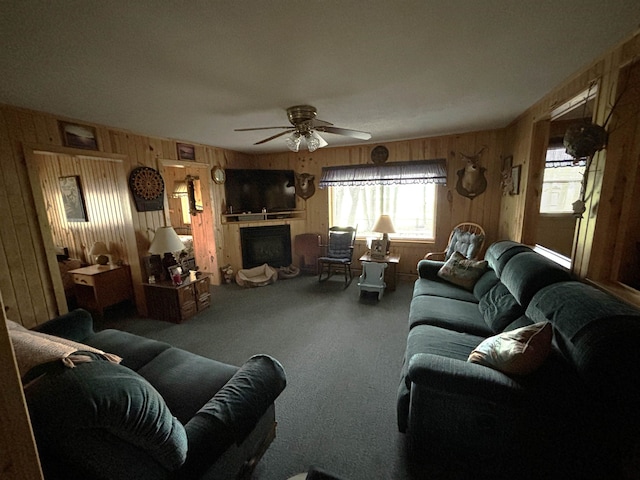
<box><xmin>358</xmin><ymin>252</ymin><xmax>400</xmax><ymax>291</ymax></box>
<box><xmin>69</xmin><ymin>264</ymin><xmax>133</xmax><ymax>315</ymax></box>
<box><xmin>144</xmin><ymin>274</ymin><xmax>211</xmax><ymax>323</ymax></box>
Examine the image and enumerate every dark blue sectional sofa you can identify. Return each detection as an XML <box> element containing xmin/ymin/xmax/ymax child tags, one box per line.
<box><xmin>398</xmin><ymin>241</ymin><xmax>640</xmax><ymax>479</ymax></box>
<box><xmin>24</xmin><ymin>309</ymin><xmax>287</xmax><ymax>480</ymax></box>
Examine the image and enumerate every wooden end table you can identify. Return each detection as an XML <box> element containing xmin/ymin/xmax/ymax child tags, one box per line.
<box><xmin>143</xmin><ymin>274</ymin><xmax>211</xmax><ymax>323</ymax></box>
<box><xmin>69</xmin><ymin>264</ymin><xmax>133</xmax><ymax>314</ymax></box>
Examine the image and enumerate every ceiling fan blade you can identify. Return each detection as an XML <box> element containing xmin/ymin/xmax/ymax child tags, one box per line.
<box><xmin>234</xmin><ymin>126</ymin><xmax>291</xmax><ymax>131</ymax></box>
<box><xmin>315</xmin><ymin>126</ymin><xmax>372</xmax><ymax>140</ymax></box>
<box><xmin>311</xmin><ymin>118</ymin><xmax>334</xmax><ymax>127</ymax></box>
<box><xmin>254</xmin><ymin>129</ymin><xmax>293</xmax><ymax>145</ymax></box>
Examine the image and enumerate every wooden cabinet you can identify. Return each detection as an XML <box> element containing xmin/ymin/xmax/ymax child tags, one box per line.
<box><xmin>144</xmin><ymin>275</ymin><xmax>211</xmax><ymax>323</ymax></box>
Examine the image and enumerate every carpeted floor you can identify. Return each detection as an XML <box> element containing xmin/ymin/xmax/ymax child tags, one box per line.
<box><xmin>98</xmin><ymin>273</ymin><xmax>425</xmax><ymax>480</ymax></box>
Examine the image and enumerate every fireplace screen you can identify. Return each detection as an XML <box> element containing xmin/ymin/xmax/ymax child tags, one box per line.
<box><xmin>240</xmin><ymin>225</ymin><xmax>292</xmax><ymax>269</ymax></box>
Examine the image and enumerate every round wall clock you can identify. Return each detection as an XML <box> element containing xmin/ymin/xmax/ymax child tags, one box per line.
<box><xmin>371</xmin><ymin>145</ymin><xmax>389</xmax><ymax>164</ymax></box>
<box><xmin>128</xmin><ymin>166</ymin><xmax>165</xmax><ymax>212</ymax></box>
<box><xmin>211</xmin><ymin>166</ymin><xmax>226</xmax><ymax>184</ymax></box>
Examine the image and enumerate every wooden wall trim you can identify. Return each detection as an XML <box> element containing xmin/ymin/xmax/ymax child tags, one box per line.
<box><xmin>0</xmin><ymin>291</ymin><xmax>43</xmax><ymax>480</ymax></box>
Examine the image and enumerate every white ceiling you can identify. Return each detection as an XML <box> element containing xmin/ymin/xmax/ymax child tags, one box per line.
<box><xmin>1</xmin><ymin>1</ymin><xmax>639</xmax><ymax>154</ymax></box>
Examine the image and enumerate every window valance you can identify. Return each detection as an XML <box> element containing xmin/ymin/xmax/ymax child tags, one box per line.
<box><xmin>545</xmin><ymin>146</ymin><xmax>586</xmax><ymax>168</ymax></box>
<box><xmin>319</xmin><ymin>159</ymin><xmax>447</xmax><ymax>188</ymax></box>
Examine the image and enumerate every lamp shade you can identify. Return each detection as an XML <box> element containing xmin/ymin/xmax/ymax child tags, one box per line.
<box><xmin>149</xmin><ymin>227</ymin><xmax>185</xmax><ymax>255</ymax></box>
<box><xmin>89</xmin><ymin>241</ymin><xmax>109</xmax><ymax>256</ymax></box>
<box><xmin>372</xmin><ymin>215</ymin><xmax>396</xmax><ymax>234</ymax></box>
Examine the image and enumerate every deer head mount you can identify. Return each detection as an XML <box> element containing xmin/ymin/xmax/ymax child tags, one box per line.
<box><xmin>455</xmin><ymin>147</ymin><xmax>488</xmax><ymax>199</ymax></box>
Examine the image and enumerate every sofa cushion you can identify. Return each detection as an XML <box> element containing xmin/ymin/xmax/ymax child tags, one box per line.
<box><xmin>468</xmin><ymin>322</ymin><xmax>553</xmax><ymax>375</ymax></box>
<box><xmin>526</xmin><ymin>281</ymin><xmax>640</xmax><ymax>402</ymax></box>
<box><xmin>500</xmin><ymin>252</ymin><xmax>572</xmax><ymax>307</ymax></box>
<box><xmin>412</xmin><ymin>277</ymin><xmax>478</xmax><ymax>303</ymax></box>
<box><xmin>484</xmin><ymin>241</ymin><xmax>532</xmax><ymax>276</ymax></box>
<box><xmin>24</xmin><ymin>358</ymin><xmax>188</xmax><ymax>472</ymax></box>
<box><xmin>437</xmin><ymin>251</ymin><xmax>488</xmax><ymax>291</ymax></box>
<box><xmin>137</xmin><ymin>347</ymin><xmax>239</xmax><ymax>424</ymax></box>
<box><xmin>479</xmin><ymin>283</ymin><xmax>525</xmax><ymax>332</ymax></box>
<box><xmin>87</xmin><ymin>329</ymin><xmax>172</xmax><ymax>372</ymax></box>
<box><xmin>409</xmin><ymin>295</ymin><xmax>494</xmax><ymax>336</ymax></box>
<box><xmin>473</xmin><ymin>270</ymin><xmax>500</xmax><ymax>300</ymax></box>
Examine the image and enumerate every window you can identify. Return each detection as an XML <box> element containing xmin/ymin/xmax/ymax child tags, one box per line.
<box><xmin>539</xmin><ymin>146</ymin><xmax>585</xmax><ymax>214</ymax></box>
<box><xmin>330</xmin><ymin>183</ymin><xmax>437</xmax><ymax>240</ymax></box>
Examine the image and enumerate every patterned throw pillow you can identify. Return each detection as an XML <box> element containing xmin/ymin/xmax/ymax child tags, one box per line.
<box><xmin>468</xmin><ymin>321</ymin><xmax>553</xmax><ymax>375</ymax></box>
<box><xmin>437</xmin><ymin>251</ymin><xmax>488</xmax><ymax>291</ymax></box>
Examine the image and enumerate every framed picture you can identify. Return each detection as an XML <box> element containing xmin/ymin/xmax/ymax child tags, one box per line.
<box><xmin>59</xmin><ymin>176</ymin><xmax>88</xmax><ymax>222</ymax></box>
<box><xmin>59</xmin><ymin>121</ymin><xmax>99</xmax><ymax>150</ymax></box>
<box><xmin>169</xmin><ymin>265</ymin><xmax>184</xmax><ymax>285</ymax></box>
<box><xmin>177</xmin><ymin>143</ymin><xmax>196</xmax><ymax>161</ymax></box>
<box><xmin>510</xmin><ymin>165</ymin><xmax>522</xmax><ymax>195</ymax></box>
<box><xmin>501</xmin><ymin>155</ymin><xmax>513</xmax><ymax>172</ymax></box>
<box><xmin>370</xmin><ymin>239</ymin><xmax>387</xmax><ymax>259</ymax></box>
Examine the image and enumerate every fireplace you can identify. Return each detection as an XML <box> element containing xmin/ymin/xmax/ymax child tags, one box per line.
<box><xmin>240</xmin><ymin>225</ymin><xmax>292</xmax><ymax>269</ymax></box>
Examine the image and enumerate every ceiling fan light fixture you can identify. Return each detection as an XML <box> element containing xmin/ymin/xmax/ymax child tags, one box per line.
<box><xmin>305</xmin><ymin>132</ymin><xmax>320</xmax><ymax>152</ymax></box>
<box><xmin>285</xmin><ymin>132</ymin><xmax>301</xmax><ymax>152</ymax></box>
<box><xmin>311</xmin><ymin>130</ymin><xmax>328</xmax><ymax>148</ymax></box>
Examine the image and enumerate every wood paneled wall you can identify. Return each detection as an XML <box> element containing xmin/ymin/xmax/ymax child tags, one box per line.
<box><xmin>241</xmin><ymin>130</ymin><xmax>506</xmax><ymax>277</ymax></box>
<box><xmin>501</xmin><ymin>28</ymin><xmax>640</xmax><ymax>306</ymax></box>
<box><xmin>0</xmin><ymin>105</ymin><xmax>252</xmax><ymax>328</ymax></box>
<box><xmin>35</xmin><ymin>153</ymin><xmax>131</xmax><ymax>265</ymax></box>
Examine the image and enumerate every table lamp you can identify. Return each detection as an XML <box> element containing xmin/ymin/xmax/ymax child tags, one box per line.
<box><xmin>148</xmin><ymin>226</ymin><xmax>185</xmax><ymax>278</ymax></box>
<box><xmin>89</xmin><ymin>241</ymin><xmax>110</xmax><ymax>265</ymax></box>
<box><xmin>372</xmin><ymin>214</ymin><xmax>395</xmax><ymax>254</ymax></box>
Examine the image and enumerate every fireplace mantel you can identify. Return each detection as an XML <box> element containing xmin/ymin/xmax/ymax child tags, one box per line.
<box><xmin>222</xmin><ymin>209</ymin><xmax>305</xmax><ymax>224</ymax></box>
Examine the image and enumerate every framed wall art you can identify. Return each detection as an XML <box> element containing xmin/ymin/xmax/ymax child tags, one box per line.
<box><xmin>59</xmin><ymin>176</ymin><xmax>88</xmax><ymax>222</ymax></box>
<box><xmin>370</xmin><ymin>239</ymin><xmax>388</xmax><ymax>259</ymax></box>
<box><xmin>59</xmin><ymin>121</ymin><xmax>99</xmax><ymax>150</ymax></box>
<box><xmin>177</xmin><ymin>143</ymin><xmax>196</xmax><ymax>161</ymax></box>
<box><xmin>511</xmin><ymin>165</ymin><xmax>522</xmax><ymax>195</ymax></box>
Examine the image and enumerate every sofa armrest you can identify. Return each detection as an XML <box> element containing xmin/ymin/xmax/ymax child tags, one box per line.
<box><xmin>182</xmin><ymin>354</ymin><xmax>286</xmax><ymax>477</ymax></box>
<box><xmin>417</xmin><ymin>259</ymin><xmax>444</xmax><ymax>280</ymax></box>
<box><xmin>31</xmin><ymin>308</ymin><xmax>95</xmax><ymax>342</ymax></box>
<box><xmin>406</xmin><ymin>353</ymin><xmax>528</xmax><ymax>467</ymax></box>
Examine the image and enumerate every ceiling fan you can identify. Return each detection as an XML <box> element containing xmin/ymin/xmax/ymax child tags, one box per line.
<box><xmin>234</xmin><ymin>105</ymin><xmax>371</xmax><ymax>152</ymax></box>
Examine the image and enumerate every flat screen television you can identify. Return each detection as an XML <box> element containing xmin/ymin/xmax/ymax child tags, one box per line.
<box><xmin>224</xmin><ymin>169</ymin><xmax>296</xmax><ymax>213</ymax></box>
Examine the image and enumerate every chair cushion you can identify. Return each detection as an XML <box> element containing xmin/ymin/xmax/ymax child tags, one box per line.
<box><xmin>445</xmin><ymin>227</ymin><xmax>485</xmax><ymax>260</ymax></box>
<box><xmin>327</xmin><ymin>230</ymin><xmax>354</xmax><ymax>258</ymax></box>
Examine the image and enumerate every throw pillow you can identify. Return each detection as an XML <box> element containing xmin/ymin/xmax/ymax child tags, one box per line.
<box><xmin>437</xmin><ymin>251</ymin><xmax>488</xmax><ymax>291</ymax></box>
<box><xmin>468</xmin><ymin>321</ymin><xmax>553</xmax><ymax>375</ymax></box>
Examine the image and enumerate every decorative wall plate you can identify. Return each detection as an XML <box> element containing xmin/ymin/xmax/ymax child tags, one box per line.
<box><xmin>211</xmin><ymin>166</ymin><xmax>226</xmax><ymax>184</ymax></box>
<box><xmin>371</xmin><ymin>145</ymin><xmax>389</xmax><ymax>164</ymax></box>
<box><xmin>128</xmin><ymin>166</ymin><xmax>165</xmax><ymax>211</ymax></box>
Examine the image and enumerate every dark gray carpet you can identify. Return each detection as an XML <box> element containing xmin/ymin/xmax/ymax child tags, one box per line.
<box><xmin>98</xmin><ymin>274</ymin><xmax>423</xmax><ymax>480</ymax></box>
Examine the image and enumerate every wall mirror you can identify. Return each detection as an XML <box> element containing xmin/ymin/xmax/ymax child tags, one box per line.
<box><xmin>187</xmin><ymin>175</ymin><xmax>203</xmax><ymax>215</ymax></box>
